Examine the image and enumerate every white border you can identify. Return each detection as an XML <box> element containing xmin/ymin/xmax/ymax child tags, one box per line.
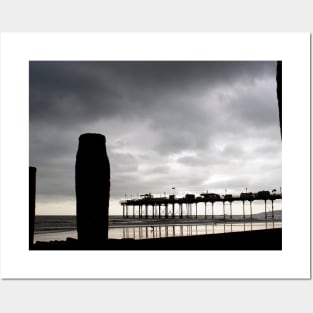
<box><xmin>0</xmin><ymin>33</ymin><xmax>310</xmax><ymax>279</ymax></box>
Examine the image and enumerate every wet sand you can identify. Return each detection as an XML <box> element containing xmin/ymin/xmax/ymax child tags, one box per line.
<box><xmin>32</xmin><ymin>228</ymin><xmax>282</xmax><ymax>250</ymax></box>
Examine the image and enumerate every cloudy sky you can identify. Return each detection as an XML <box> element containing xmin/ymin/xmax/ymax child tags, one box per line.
<box><xmin>29</xmin><ymin>61</ymin><xmax>281</xmax><ymax>215</ymax></box>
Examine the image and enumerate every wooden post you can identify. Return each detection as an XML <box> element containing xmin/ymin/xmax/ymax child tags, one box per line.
<box><xmin>75</xmin><ymin>133</ymin><xmax>110</xmax><ymax>246</ymax></box>
<box><xmin>29</xmin><ymin>166</ymin><xmax>36</xmax><ymax>249</ymax></box>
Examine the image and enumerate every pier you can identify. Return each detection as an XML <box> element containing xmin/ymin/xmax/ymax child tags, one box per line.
<box><xmin>120</xmin><ymin>191</ymin><xmax>282</xmax><ymax>221</ymax></box>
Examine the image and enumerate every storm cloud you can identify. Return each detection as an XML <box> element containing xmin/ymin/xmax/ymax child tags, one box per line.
<box><xmin>29</xmin><ymin>61</ymin><xmax>281</xmax><ymax>215</ymax></box>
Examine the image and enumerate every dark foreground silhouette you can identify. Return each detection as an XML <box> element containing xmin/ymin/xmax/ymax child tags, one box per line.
<box><xmin>29</xmin><ymin>167</ymin><xmax>36</xmax><ymax>249</ymax></box>
<box><xmin>76</xmin><ymin>133</ymin><xmax>110</xmax><ymax>245</ymax></box>
<box><xmin>32</xmin><ymin>228</ymin><xmax>282</xmax><ymax>250</ymax></box>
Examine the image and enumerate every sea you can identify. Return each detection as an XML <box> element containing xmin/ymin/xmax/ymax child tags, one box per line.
<box><xmin>33</xmin><ymin>212</ymin><xmax>282</xmax><ymax>244</ymax></box>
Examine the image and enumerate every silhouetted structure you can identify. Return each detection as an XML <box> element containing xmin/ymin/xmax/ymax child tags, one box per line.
<box><xmin>75</xmin><ymin>133</ymin><xmax>110</xmax><ymax>246</ymax></box>
<box><xmin>29</xmin><ymin>166</ymin><xmax>36</xmax><ymax>249</ymax></box>
<box><xmin>121</xmin><ymin>191</ymin><xmax>282</xmax><ymax>219</ymax></box>
<box><xmin>276</xmin><ymin>61</ymin><xmax>282</xmax><ymax>138</ymax></box>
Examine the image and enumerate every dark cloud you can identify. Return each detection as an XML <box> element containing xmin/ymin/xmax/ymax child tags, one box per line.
<box><xmin>29</xmin><ymin>61</ymin><xmax>281</xmax><ymax>214</ymax></box>
<box><xmin>30</xmin><ymin>61</ymin><xmax>275</xmax><ymax>124</ymax></box>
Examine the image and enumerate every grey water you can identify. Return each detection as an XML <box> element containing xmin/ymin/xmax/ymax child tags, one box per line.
<box><xmin>33</xmin><ymin>213</ymin><xmax>282</xmax><ymax>243</ymax></box>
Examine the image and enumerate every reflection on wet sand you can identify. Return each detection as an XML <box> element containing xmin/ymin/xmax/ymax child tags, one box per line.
<box><xmin>117</xmin><ymin>221</ymin><xmax>282</xmax><ymax>240</ymax></box>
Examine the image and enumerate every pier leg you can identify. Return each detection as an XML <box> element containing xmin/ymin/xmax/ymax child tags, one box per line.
<box><xmin>243</xmin><ymin>201</ymin><xmax>245</xmax><ymax>232</ymax></box>
<box><xmin>211</xmin><ymin>202</ymin><xmax>214</xmax><ymax>220</ymax></box>
<box><xmin>265</xmin><ymin>200</ymin><xmax>267</xmax><ymax>229</ymax></box>
<box><xmin>223</xmin><ymin>202</ymin><xmax>226</xmax><ymax>233</ymax></box>
<box><xmin>272</xmin><ymin>200</ymin><xmax>275</xmax><ymax>228</ymax></box>
<box><xmin>230</xmin><ymin>202</ymin><xmax>232</xmax><ymax>220</ymax></box>
<box><xmin>250</xmin><ymin>201</ymin><xmax>253</xmax><ymax>230</ymax></box>
<box><xmin>205</xmin><ymin>202</ymin><xmax>207</xmax><ymax>219</ymax></box>
<box><xmin>133</xmin><ymin>205</ymin><xmax>135</xmax><ymax>218</ymax></box>
<box><xmin>145</xmin><ymin>205</ymin><xmax>148</xmax><ymax>218</ymax></box>
<box><xmin>172</xmin><ymin>203</ymin><xmax>175</xmax><ymax>218</ymax></box>
<box><xmin>195</xmin><ymin>203</ymin><xmax>198</xmax><ymax>219</ymax></box>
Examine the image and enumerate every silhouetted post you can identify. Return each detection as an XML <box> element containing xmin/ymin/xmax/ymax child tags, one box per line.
<box><xmin>276</xmin><ymin>61</ymin><xmax>282</xmax><ymax>138</ymax></box>
<box><xmin>204</xmin><ymin>202</ymin><xmax>207</xmax><ymax>218</ymax></box>
<box><xmin>195</xmin><ymin>202</ymin><xmax>198</xmax><ymax>218</ymax></box>
<box><xmin>29</xmin><ymin>166</ymin><xmax>36</xmax><ymax>249</ymax></box>
<box><xmin>75</xmin><ymin>133</ymin><xmax>110</xmax><ymax>246</ymax></box>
